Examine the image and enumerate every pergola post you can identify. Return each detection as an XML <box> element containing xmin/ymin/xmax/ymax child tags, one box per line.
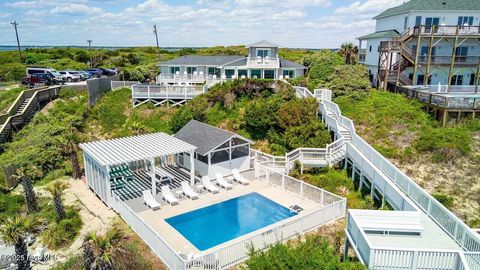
<box><xmin>190</xmin><ymin>150</ymin><xmax>195</xmax><ymax>185</ymax></box>
<box><xmin>150</xmin><ymin>158</ymin><xmax>156</xmax><ymax>194</ymax></box>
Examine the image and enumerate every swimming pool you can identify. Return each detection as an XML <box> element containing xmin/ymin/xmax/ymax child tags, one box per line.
<box><xmin>165</xmin><ymin>192</ymin><xmax>297</xmax><ymax>251</ymax></box>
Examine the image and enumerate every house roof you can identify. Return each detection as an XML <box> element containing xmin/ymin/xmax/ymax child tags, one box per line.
<box><xmin>374</xmin><ymin>0</ymin><xmax>480</xmax><ymax>19</ymax></box>
<box><xmin>280</xmin><ymin>58</ymin><xmax>307</xmax><ymax>69</ymax></box>
<box><xmin>247</xmin><ymin>40</ymin><xmax>281</xmax><ymax>48</ymax></box>
<box><xmin>174</xmin><ymin>120</ymin><xmax>252</xmax><ymax>155</ymax></box>
<box><xmin>158</xmin><ymin>55</ymin><xmax>245</xmax><ymax>66</ymax></box>
<box><xmin>79</xmin><ymin>133</ymin><xmax>197</xmax><ymax>166</ymax></box>
<box><xmin>357</xmin><ymin>30</ymin><xmax>399</xmax><ymax>40</ymax></box>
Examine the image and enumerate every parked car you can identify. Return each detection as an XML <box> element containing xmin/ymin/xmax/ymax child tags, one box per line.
<box><xmin>84</xmin><ymin>68</ymin><xmax>103</xmax><ymax>78</ymax></box>
<box><xmin>21</xmin><ymin>73</ymin><xmax>54</xmax><ymax>86</ymax></box>
<box><xmin>78</xmin><ymin>71</ymin><xmax>90</xmax><ymax>80</ymax></box>
<box><xmin>26</xmin><ymin>67</ymin><xmax>64</xmax><ymax>84</ymax></box>
<box><xmin>59</xmin><ymin>71</ymin><xmax>81</xmax><ymax>82</ymax></box>
<box><xmin>99</xmin><ymin>68</ymin><xmax>117</xmax><ymax>76</ymax></box>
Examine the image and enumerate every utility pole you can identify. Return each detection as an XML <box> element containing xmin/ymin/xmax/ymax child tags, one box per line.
<box><xmin>87</xmin><ymin>40</ymin><xmax>92</xmax><ymax>67</ymax></box>
<box><xmin>10</xmin><ymin>21</ymin><xmax>22</xmax><ymax>63</ymax></box>
<box><xmin>153</xmin><ymin>25</ymin><xmax>161</xmax><ymax>61</ymax></box>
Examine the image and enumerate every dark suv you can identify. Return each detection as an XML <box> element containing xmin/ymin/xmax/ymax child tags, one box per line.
<box><xmin>21</xmin><ymin>73</ymin><xmax>55</xmax><ymax>86</ymax></box>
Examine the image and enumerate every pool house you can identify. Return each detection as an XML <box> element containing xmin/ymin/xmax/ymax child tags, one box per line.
<box><xmin>79</xmin><ymin>123</ymin><xmax>346</xmax><ymax>270</ymax></box>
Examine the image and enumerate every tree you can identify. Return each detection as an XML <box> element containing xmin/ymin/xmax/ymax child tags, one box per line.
<box><xmin>339</xmin><ymin>42</ymin><xmax>358</xmax><ymax>65</ymax></box>
<box><xmin>46</xmin><ymin>180</ymin><xmax>69</xmax><ymax>221</ymax></box>
<box><xmin>13</xmin><ymin>167</ymin><xmax>40</xmax><ymax>213</ymax></box>
<box><xmin>56</xmin><ymin>117</ymin><xmax>83</xmax><ymax>179</ymax></box>
<box><xmin>244</xmin><ymin>96</ymin><xmax>284</xmax><ymax>139</ymax></box>
<box><xmin>326</xmin><ymin>65</ymin><xmax>371</xmax><ymax>97</ymax></box>
<box><xmin>0</xmin><ymin>215</ymin><xmax>40</xmax><ymax>270</ymax></box>
<box><xmin>276</xmin><ymin>98</ymin><xmax>318</xmax><ymax>130</ymax></box>
<box><xmin>83</xmin><ymin>228</ymin><xmax>126</xmax><ymax>270</ymax></box>
<box><xmin>304</xmin><ymin>50</ymin><xmax>344</xmax><ymax>82</ymax></box>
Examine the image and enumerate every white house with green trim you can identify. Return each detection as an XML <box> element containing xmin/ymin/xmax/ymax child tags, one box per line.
<box><xmin>358</xmin><ymin>0</ymin><xmax>480</xmax><ymax>88</ymax></box>
<box><xmin>157</xmin><ymin>41</ymin><xmax>307</xmax><ymax>83</ymax></box>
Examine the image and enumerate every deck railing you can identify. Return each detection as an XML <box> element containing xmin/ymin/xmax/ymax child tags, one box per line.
<box><xmin>132</xmin><ymin>84</ymin><xmax>205</xmax><ymax>98</ymax></box>
<box><xmin>246</xmin><ymin>57</ymin><xmax>280</xmax><ymax>67</ymax></box>
<box><xmin>395</xmin><ymin>86</ymin><xmax>479</xmax><ymax>109</ymax></box>
<box><xmin>111</xmin><ymin>80</ymin><xmax>139</xmax><ymax>90</ymax></box>
<box><xmin>316</xmin><ymin>89</ymin><xmax>480</xmax><ymax>259</ymax></box>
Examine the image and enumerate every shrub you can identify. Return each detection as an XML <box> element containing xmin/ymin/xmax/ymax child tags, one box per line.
<box><xmin>283</xmin><ymin>121</ymin><xmax>331</xmax><ymax>150</ymax></box>
<box><xmin>276</xmin><ymin>98</ymin><xmax>317</xmax><ymax>130</ymax></box>
<box><xmin>245</xmin><ymin>234</ymin><xmax>363</xmax><ymax>269</ymax></box>
<box><xmin>0</xmin><ymin>62</ymin><xmax>26</xmax><ymax>81</ymax></box>
<box><xmin>304</xmin><ymin>50</ymin><xmax>344</xmax><ymax>81</ymax></box>
<box><xmin>326</xmin><ymin>65</ymin><xmax>371</xmax><ymax>97</ymax></box>
<box><xmin>244</xmin><ymin>95</ymin><xmax>284</xmax><ymax>139</ymax></box>
<box><xmin>433</xmin><ymin>193</ymin><xmax>454</xmax><ymax>209</ymax></box>
<box><xmin>415</xmin><ymin>127</ymin><xmax>471</xmax><ymax>161</ymax></box>
<box><xmin>41</xmin><ymin>207</ymin><xmax>83</xmax><ymax>249</ymax></box>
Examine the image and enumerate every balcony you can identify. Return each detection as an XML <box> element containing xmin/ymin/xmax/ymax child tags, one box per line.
<box><xmin>156</xmin><ymin>73</ymin><xmax>210</xmax><ymax>84</ymax></box>
<box><xmin>417</xmin><ymin>55</ymin><xmax>480</xmax><ymax>66</ymax></box>
<box><xmin>246</xmin><ymin>56</ymin><xmax>280</xmax><ymax>69</ymax></box>
<box><xmin>414</xmin><ymin>25</ymin><xmax>480</xmax><ymax>37</ymax></box>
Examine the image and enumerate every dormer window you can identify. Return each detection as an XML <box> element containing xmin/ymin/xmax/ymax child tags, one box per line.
<box><xmin>256</xmin><ymin>49</ymin><xmax>271</xmax><ymax>58</ymax></box>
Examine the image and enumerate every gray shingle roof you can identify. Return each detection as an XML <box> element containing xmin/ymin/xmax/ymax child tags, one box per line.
<box><xmin>280</xmin><ymin>59</ymin><xmax>307</xmax><ymax>69</ymax></box>
<box><xmin>159</xmin><ymin>55</ymin><xmax>244</xmax><ymax>66</ymax></box>
<box><xmin>174</xmin><ymin>120</ymin><xmax>252</xmax><ymax>155</ymax></box>
<box><xmin>374</xmin><ymin>0</ymin><xmax>480</xmax><ymax>19</ymax></box>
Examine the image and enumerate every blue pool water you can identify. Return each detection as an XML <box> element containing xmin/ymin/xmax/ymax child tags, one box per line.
<box><xmin>165</xmin><ymin>192</ymin><xmax>297</xmax><ymax>251</ymax></box>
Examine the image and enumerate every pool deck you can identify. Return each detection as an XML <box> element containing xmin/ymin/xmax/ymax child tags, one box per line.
<box><xmin>126</xmin><ymin>170</ymin><xmax>321</xmax><ymax>254</ymax></box>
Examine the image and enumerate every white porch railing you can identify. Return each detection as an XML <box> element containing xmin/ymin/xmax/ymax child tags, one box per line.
<box><xmin>187</xmin><ymin>163</ymin><xmax>346</xmax><ymax>269</ymax></box>
<box><xmin>246</xmin><ymin>57</ymin><xmax>280</xmax><ymax>68</ymax></box>
<box><xmin>157</xmin><ymin>73</ymin><xmax>210</xmax><ymax>84</ymax></box>
<box><xmin>132</xmin><ymin>84</ymin><xmax>204</xmax><ymax>99</ymax></box>
<box><xmin>111</xmin><ymin>80</ymin><xmax>139</xmax><ymax>90</ymax></box>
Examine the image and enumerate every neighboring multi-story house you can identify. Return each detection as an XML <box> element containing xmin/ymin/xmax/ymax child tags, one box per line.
<box><xmin>156</xmin><ymin>40</ymin><xmax>307</xmax><ymax>84</ymax></box>
<box><xmin>358</xmin><ymin>0</ymin><xmax>480</xmax><ymax>91</ymax></box>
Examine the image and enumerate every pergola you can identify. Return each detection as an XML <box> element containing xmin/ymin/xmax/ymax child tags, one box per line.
<box><xmin>79</xmin><ymin>133</ymin><xmax>197</xmax><ymax>204</ymax></box>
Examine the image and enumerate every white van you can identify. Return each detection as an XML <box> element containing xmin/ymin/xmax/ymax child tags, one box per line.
<box><xmin>26</xmin><ymin>67</ymin><xmax>64</xmax><ymax>84</ymax></box>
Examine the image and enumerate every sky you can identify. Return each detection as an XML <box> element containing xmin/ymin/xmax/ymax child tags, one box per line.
<box><xmin>0</xmin><ymin>0</ymin><xmax>404</xmax><ymax>48</ymax></box>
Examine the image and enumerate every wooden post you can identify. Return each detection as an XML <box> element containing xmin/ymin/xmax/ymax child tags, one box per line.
<box><xmin>442</xmin><ymin>110</ymin><xmax>448</xmax><ymax>127</ymax></box>
<box><xmin>412</xmin><ymin>28</ymin><xmax>423</xmax><ymax>85</ymax></box>
<box><xmin>475</xmin><ymin>63</ymin><xmax>480</xmax><ymax>94</ymax></box>
<box><xmin>447</xmin><ymin>26</ymin><xmax>460</xmax><ymax>93</ymax></box>
<box><xmin>424</xmin><ymin>25</ymin><xmax>436</xmax><ymax>86</ymax></box>
<box><xmin>190</xmin><ymin>150</ymin><xmax>195</xmax><ymax>185</ymax></box>
<box><xmin>150</xmin><ymin>158</ymin><xmax>156</xmax><ymax>195</ymax></box>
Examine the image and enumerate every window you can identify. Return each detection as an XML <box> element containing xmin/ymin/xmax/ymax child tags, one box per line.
<box><xmin>282</xmin><ymin>70</ymin><xmax>294</xmax><ymax>78</ymax></box>
<box><xmin>415</xmin><ymin>16</ymin><xmax>422</xmax><ymax>26</ymax></box>
<box><xmin>417</xmin><ymin>75</ymin><xmax>425</xmax><ymax>85</ymax></box>
<box><xmin>225</xmin><ymin>69</ymin><xmax>235</xmax><ymax>78</ymax></box>
<box><xmin>420</xmin><ymin>46</ymin><xmax>435</xmax><ymax>62</ymax></box>
<box><xmin>256</xmin><ymin>49</ymin><xmax>270</xmax><ymax>58</ymax></box>
<box><xmin>425</xmin><ymin>17</ymin><xmax>439</xmax><ymax>33</ymax></box>
<box><xmin>250</xmin><ymin>69</ymin><xmax>261</xmax><ymax>78</ymax></box>
<box><xmin>470</xmin><ymin>74</ymin><xmax>476</xmax><ymax>86</ymax></box>
<box><xmin>211</xmin><ymin>150</ymin><xmax>229</xmax><ymax>164</ymax></box>
<box><xmin>195</xmin><ymin>153</ymin><xmax>208</xmax><ymax>164</ymax></box>
<box><xmin>238</xmin><ymin>70</ymin><xmax>248</xmax><ymax>78</ymax></box>
<box><xmin>186</xmin><ymin>67</ymin><xmax>197</xmax><ymax>74</ymax></box>
<box><xmin>404</xmin><ymin>16</ymin><xmax>409</xmax><ymax>30</ymax></box>
<box><xmin>455</xmin><ymin>46</ymin><xmax>468</xmax><ymax>62</ymax></box>
<box><xmin>369</xmin><ymin>45</ymin><xmax>372</xmax><ymax>52</ymax></box>
<box><xmin>451</xmin><ymin>75</ymin><xmax>464</xmax><ymax>85</ymax></box>
<box><xmin>264</xmin><ymin>69</ymin><xmax>275</xmax><ymax>79</ymax></box>
<box><xmin>458</xmin><ymin>16</ymin><xmax>474</xmax><ymax>26</ymax></box>
<box><xmin>231</xmin><ymin>145</ymin><xmax>249</xmax><ymax>160</ymax></box>
<box><xmin>207</xmin><ymin>67</ymin><xmax>216</xmax><ymax>75</ymax></box>
<box><xmin>170</xmin><ymin>67</ymin><xmax>180</xmax><ymax>74</ymax></box>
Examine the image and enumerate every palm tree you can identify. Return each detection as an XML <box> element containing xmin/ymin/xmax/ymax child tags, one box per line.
<box><xmin>83</xmin><ymin>228</ymin><xmax>126</xmax><ymax>270</ymax></box>
<box><xmin>0</xmin><ymin>215</ymin><xmax>40</xmax><ymax>270</ymax></box>
<box><xmin>45</xmin><ymin>180</ymin><xmax>69</xmax><ymax>221</ymax></box>
<box><xmin>57</xmin><ymin>118</ymin><xmax>83</xmax><ymax>179</ymax></box>
<box><xmin>13</xmin><ymin>167</ymin><xmax>40</xmax><ymax>213</ymax></box>
<box><xmin>339</xmin><ymin>42</ymin><xmax>358</xmax><ymax>65</ymax></box>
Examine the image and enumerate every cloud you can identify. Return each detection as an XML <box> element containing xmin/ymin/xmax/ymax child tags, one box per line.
<box><xmin>51</xmin><ymin>4</ymin><xmax>102</xmax><ymax>15</ymax></box>
<box><xmin>335</xmin><ymin>0</ymin><xmax>404</xmax><ymax>17</ymax></box>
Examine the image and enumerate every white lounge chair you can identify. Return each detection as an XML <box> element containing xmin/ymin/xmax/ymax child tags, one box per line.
<box><xmin>202</xmin><ymin>176</ymin><xmax>219</xmax><ymax>193</ymax></box>
<box><xmin>142</xmin><ymin>190</ymin><xmax>161</xmax><ymax>210</ymax></box>
<box><xmin>181</xmin><ymin>181</ymin><xmax>199</xmax><ymax>199</ymax></box>
<box><xmin>215</xmin><ymin>172</ymin><xmax>232</xmax><ymax>190</ymax></box>
<box><xmin>161</xmin><ymin>186</ymin><xmax>179</xmax><ymax>205</ymax></box>
<box><xmin>232</xmin><ymin>169</ymin><xmax>249</xmax><ymax>185</ymax></box>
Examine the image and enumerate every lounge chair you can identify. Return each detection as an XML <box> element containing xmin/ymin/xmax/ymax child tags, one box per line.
<box><xmin>232</xmin><ymin>169</ymin><xmax>250</xmax><ymax>185</ymax></box>
<box><xmin>202</xmin><ymin>176</ymin><xmax>219</xmax><ymax>194</ymax></box>
<box><xmin>215</xmin><ymin>172</ymin><xmax>232</xmax><ymax>190</ymax></box>
<box><xmin>161</xmin><ymin>186</ymin><xmax>179</xmax><ymax>205</ymax></box>
<box><xmin>142</xmin><ymin>190</ymin><xmax>161</xmax><ymax>210</ymax></box>
<box><xmin>181</xmin><ymin>181</ymin><xmax>199</xmax><ymax>199</ymax></box>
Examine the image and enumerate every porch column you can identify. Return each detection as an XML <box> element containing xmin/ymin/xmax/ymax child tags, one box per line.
<box><xmin>190</xmin><ymin>151</ymin><xmax>195</xmax><ymax>185</ymax></box>
<box><xmin>150</xmin><ymin>158</ymin><xmax>156</xmax><ymax>194</ymax></box>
